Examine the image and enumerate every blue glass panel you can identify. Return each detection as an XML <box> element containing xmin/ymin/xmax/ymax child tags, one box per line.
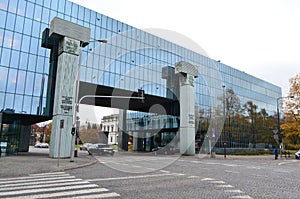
<box><xmin>14</xmin><ymin>94</ymin><xmax>23</xmax><ymax>113</ymax></box>
<box><xmin>25</xmin><ymin>72</ymin><xmax>34</xmax><ymax>95</ymax></box>
<box><xmin>27</xmin><ymin>54</ymin><xmax>37</xmax><ymax>71</ymax></box>
<box><xmin>32</xmin><ymin>21</ymin><xmax>41</xmax><ymax>37</ymax></box>
<box><xmin>10</xmin><ymin>50</ymin><xmax>19</xmax><ymax>68</ymax></box>
<box><xmin>3</xmin><ymin>30</ymin><xmax>13</xmax><ymax>48</ymax></box>
<box><xmin>0</xmin><ymin>92</ymin><xmax>5</xmax><ymax>109</ymax></box>
<box><xmin>6</xmin><ymin>12</ymin><xmax>15</xmax><ymax>31</ymax></box>
<box><xmin>0</xmin><ymin>48</ymin><xmax>10</xmax><ymax>66</ymax></box>
<box><xmin>42</xmin><ymin>7</ymin><xmax>50</xmax><ymax>23</ymax></box>
<box><xmin>23</xmin><ymin>95</ymin><xmax>32</xmax><ymax>114</ymax></box>
<box><xmin>8</xmin><ymin>0</ymin><xmax>17</xmax><ymax>13</ymax></box>
<box><xmin>23</xmin><ymin>18</ymin><xmax>32</xmax><ymax>35</ymax></box>
<box><xmin>14</xmin><ymin>15</ymin><xmax>24</xmax><ymax>33</ymax></box>
<box><xmin>64</xmin><ymin>0</ymin><xmax>71</xmax><ymax>16</ymax></box>
<box><xmin>7</xmin><ymin>68</ymin><xmax>17</xmax><ymax>93</ymax></box>
<box><xmin>19</xmin><ymin>52</ymin><xmax>28</xmax><ymax>70</ymax></box>
<box><xmin>25</xmin><ymin>2</ymin><xmax>34</xmax><ymax>19</ymax></box>
<box><xmin>12</xmin><ymin>32</ymin><xmax>21</xmax><ymax>50</ymax></box>
<box><xmin>0</xmin><ymin>10</ymin><xmax>7</xmax><ymax>28</ymax></box>
<box><xmin>29</xmin><ymin>37</ymin><xmax>39</xmax><ymax>54</ymax></box>
<box><xmin>58</xmin><ymin>0</ymin><xmax>65</xmax><ymax>13</ymax></box>
<box><xmin>31</xmin><ymin>96</ymin><xmax>39</xmax><ymax>114</ymax></box>
<box><xmin>43</xmin><ymin>0</ymin><xmax>51</xmax><ymax>8</ymax></box>
<box><xmin>0</xmin><ymin>67</ymin><xmax>8</xmax><ymax>92</ymax></box>
<box><xmin>51</xmin><ymin>0</ymin><xmax>59</xmax><ymax>11</ymax></box>
<box><xmin>84</xmin><ymin>7</ymin><xmax>90</xmax><ymax>22</ymax></box>
<box><xmin>4</xmin><ymin>93</ymin><xmax>14</xmax><ymax>109</ymax></box>
<box><xmin>33</xmin><ymin>73</ymin><xmax>42</xmax><ymax>96</ymax></box>
<box><xmin>17</xmin><ymin>1</ymin><xmax>26</xmax><ymax>16</ymax></box>
<box><xmin>36</xmin><ymin>56</ymin><xmax>44</xmax><ymax>73</ymax></box>
<box><xmin>71</xmin><ymin>3</ymin><xmax>78</xmax><ymax>18</ymax></box>
<box><xmin>78</xmin><ymin>4</ymin><xmax>84</xmax><ymax>20</ymax></box>
<box><xmin>0</xmin><ymin>28</ymin><xmax>3</xmax><ymax>46</ymax></box>
<box><xmin>0</xmin><ymin>0</ymin><xmax>8</xmax><ymax>10</ymax></box>
<box><xmin>34</xmin><ymin>4</ymin><xmax>42</xmax><ymax>21</ymax></box>
<box><xmin>16</xmin><ymin>70</ymin><xmax>26</xmax><ymax>94</ymax></box>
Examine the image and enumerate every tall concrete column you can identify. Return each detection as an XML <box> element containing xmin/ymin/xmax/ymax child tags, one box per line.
<box><xmin>175</xmin><ymin>61</ymin><xmax>199</xmax><ymax>155</ymax></box>
<box><xmin>48</xmin><ymin>18</ymin><xmax>90</xmax><ymax>158</ymax></box>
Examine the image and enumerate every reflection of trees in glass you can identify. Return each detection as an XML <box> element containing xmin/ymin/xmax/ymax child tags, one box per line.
<box><xmin>197</xmin><ymin>87</ymin><xmax>278</xmax><ymax>150</ymax></box>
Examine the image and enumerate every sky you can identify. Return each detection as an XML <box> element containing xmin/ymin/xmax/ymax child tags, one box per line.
<box><xmin>69</xmin><ymin>0</ymin><xmax>300</xmax><ymax>123</ymax></box>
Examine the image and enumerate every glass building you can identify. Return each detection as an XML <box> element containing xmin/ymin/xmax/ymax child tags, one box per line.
<box><xmin>0</xmin><ymin>0</ymin><xmax>281</xmax><ymax>155</ymax></box>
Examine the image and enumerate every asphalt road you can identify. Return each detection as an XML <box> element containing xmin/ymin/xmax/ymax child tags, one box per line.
<box><xmin>66</xmin><ymin>154</ymin><xmax>300</xmax><ymax>199</ymax></box>
<box><xmin>1</xmin><ymin>152</ymin><xmax>299</xmax><ymax>198</ymax></box>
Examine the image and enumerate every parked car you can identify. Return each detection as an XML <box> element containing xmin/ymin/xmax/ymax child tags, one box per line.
<box><xmin>295</xmin><ymin>150</ymin><xmax>300</xmax><ymax>159</ymax></box>
<box><xmin>80</xmin><ymin>143</ymin><xmax>92</xmax><ymax>151</ymax></box>
<box><xmin>88</xmin><ymin>143</ymin><xmax>114</xmax><ymax>156</ymax></box>
<box><xmin>34</xmin><ymin>143</ymin><xmax>49</xmax><ymax>148</ymax></box>
<box><xmin>152</xmin><ymin>146</ymin><xmax>176</xmax><ymax>155</ymax></box>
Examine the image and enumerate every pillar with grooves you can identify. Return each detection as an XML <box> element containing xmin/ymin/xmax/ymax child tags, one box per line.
<box><xmin>175</xmin><ymin>61</ymin><xmax>198</xmax><ymax>155</ymax></box>
<box><xmin>48</xmin><ymin>17</ymin><xmax>90</xmax><ymax>158</ymax></box>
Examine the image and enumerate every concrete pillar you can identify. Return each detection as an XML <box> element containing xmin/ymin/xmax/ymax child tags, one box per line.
<box><xmin>118</xmin><ymin>110</ymin><xmax>128</xmax><ymax>151</ymax></box>
<box><xmin>175</xmin><ymin>61</ymin><xmax>199</xmax><ymax>155</ymax></box>
<box><xmin>48</xmin><ymin>18</ymin><xmax>90</xmax><ymax>158</ymax></box>
<box><xmin>18</xmin><ymin>125</ymin><xmax>31</xmax><ymax>152</ymax></box>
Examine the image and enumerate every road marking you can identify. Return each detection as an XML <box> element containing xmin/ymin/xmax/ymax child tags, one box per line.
<box><xmin>225</xmin><ymin>189</ymin><xmax>244</xmax><ymax>193</ymax></box>
<box><xmin>0</xmin><ymin>172</ymin><xmax>120</xmax><ymax>199</ymax></box>
<box><xmin>87</xmin><ymin>173</ymin><xmax>177</xmax><ymax>182</ymax></box>
<box><xmin>225</xmin><ymin>170</ymin><xmax>240</xmax><ymax>174</ymax></box>
<box><xmin>201</xmin><ymin>178</ymin><xmax>215</xmax><ymax>181</ymax></box>
<box><xmin>216</xmin><ymin>184</ymin><xmax>234</xmax><ymax>188</ymax></box>
<box><xmin>187</xmin><ymin>176</ymin><xmax>199</xmax><ymax>178</ymax></box>
<box><xmin>230</xmin><ymin>195</ymin><xmax>253</xmax><ymax>199</ymax></box>
<box><xmin>160</xmin><ymin>170</ymin><xmax>170</xmax><ymax>173</ymax></box>
<box><xmin>208</xmin><ymin>180</ymin><xmax>226</xmax><ymax>184</ymax></box>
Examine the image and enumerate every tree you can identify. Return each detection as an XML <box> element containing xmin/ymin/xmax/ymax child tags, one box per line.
<box><xmin>282</xmin><ymin>73</ymin><xmax>300</xmax><ymax>146</ymax></box>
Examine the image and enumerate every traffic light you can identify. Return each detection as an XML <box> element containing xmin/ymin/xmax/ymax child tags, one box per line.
<box><xmin>138</xmin><ymin>89</ymin><xmax>145</xmax><ymax>103</ymax></box>
<box><xmin>71</xmin><ymin>127</ymin><xmax>76</xmax><ymax>136</ymax></box>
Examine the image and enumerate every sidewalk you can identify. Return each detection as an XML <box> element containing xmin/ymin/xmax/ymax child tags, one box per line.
<box><xmin>0</xmin><ymin>147</ymin><xmax>97</xmax><ymax>178</ymax></box>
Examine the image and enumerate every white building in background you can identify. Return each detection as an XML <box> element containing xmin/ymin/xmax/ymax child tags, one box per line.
<box><xmin>101</xmin><ymin>114</ymin><xmax>119</xmax><ymax>145</ymax></box>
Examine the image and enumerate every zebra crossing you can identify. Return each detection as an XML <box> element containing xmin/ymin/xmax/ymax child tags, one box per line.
<box><xmin>0</xmin><ymin>172</ymin><xmax>120</xmax><ymax>198</ymax></box>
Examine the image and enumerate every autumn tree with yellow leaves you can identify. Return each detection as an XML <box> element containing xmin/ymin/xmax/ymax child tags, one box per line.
<box><xmin>281</xmin><ymin>73</ymin><xmax>300</xmax><ymax>147</ymax></box>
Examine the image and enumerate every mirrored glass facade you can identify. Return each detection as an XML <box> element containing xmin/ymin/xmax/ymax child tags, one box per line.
<box><xmin>0</xmin><ymin>0</ymin><xmax>282</xmax><ymax>153</ymax></box>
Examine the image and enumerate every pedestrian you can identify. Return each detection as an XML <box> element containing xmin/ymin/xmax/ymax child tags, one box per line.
<box><xmin>274</xmin><ymin>148</ymin><xmax>278</xmax><ymax>160</ymax></box>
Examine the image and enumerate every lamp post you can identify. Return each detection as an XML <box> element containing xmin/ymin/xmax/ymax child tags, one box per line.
<box><xmin>222</xmin><ymin>84</ymin><xmax>226</xmax><ymax>158</ymax></box>
<box><xmin>276</xmin><ymin>95</ymin><xmax>294</xmax><ymax>158</ymax></box>
<box><xmin>70</xmin><ymin>39</ymin><xmax>108</xmax><ymax>162</ymax></box>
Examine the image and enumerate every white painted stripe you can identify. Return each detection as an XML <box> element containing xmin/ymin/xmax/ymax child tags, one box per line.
<box><xmin>4</xmin><ymin>188</ymin><xmax>109</xmax><ymax>199</ymax></box>
<box><xmin>29</xmin><ymin>172</ymin><xmax>66</xmax><ymax>176</ymax></box>
<box><xmin>225</xmin><ymin>170</ymin><xmax>240</xmax><ymax>174</ymax></box>
<box><xmin>187</xmin><ymin>176</ymin><xmax>200</xmax><ymax>178</ymax></box>
<box><xmin>132</xmin><ymin>165</ymin><xmax>142</xmax><ymax>168</ymax></box>
<box><xmin>0</xmin><ymin>175</ymin><xmax>75</xmax><ymax>185</ymax></box>
<box><xmin>230</xmin><ymin>195</ymin><xmax>253</xmax><ymax>199</ymax></box>
<box><xmin>87</xmin><ymin>173</ymin><xmax>175</xmax><ymax>182</ymax></box>
<box><xmin>0</xmin><ymin>184</ymin><xmax>99</xmax><ymax>197</ymax></box>
<box><xmin>208</xmin><ymin>181</ymin><xmax>226</xmax><ymax>184</ymax></box>
<box><xmin>174</xmin><ymin>173</ymin><xmax>185</xmax><ymax>176</ymax></box>
<box><xmin>0</xmin><ymin>180</ymin><xmax>90</xmax><ymax>191</ymax></box>
<box><xmin>160</xmin><ymin>170</ymin><xmax>170</xmax><ymax>173</ymax></box>
<box><xmin>0</xmin><ymin>178</ymin><xmax>82</xmax><ymax>188</ymax></box>
<box><xmin>201</xmin><ymin>178</ymin><xmax>215</xmax><ymax>181</ymax></box>
<box><xmin>225</xmin><ymin>189</ymin><xmax>244</xmax><ymax>193</ymax></box>
<box><xmin>61</xmin><ymin>192</ymin><xmax>120</xmax><ymax>199</ymax></box>
<box><xmin>0</xmin><ymin>173</ymin><xmax>71</xmax><ymax>182</ymax></box>
<box><xmin>216</xmin><ymin>184</ymin><xmax>234</xmax><ymax>188</ymax></box>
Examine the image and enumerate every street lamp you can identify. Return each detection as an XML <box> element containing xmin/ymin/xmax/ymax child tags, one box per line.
<box><xmin>276</xmin><ymin>95</ymin><xmax>294</xmax><ymax>158</ymax></box>
<box><xmin>222</xmin><ymin>84</ymin><xmax>226</xmax><ymax>158</ymax></box>
<box><xmin>70</xmin><ymin>39</ymin><xmax>108</xmax><ymax>162</ymax></box>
